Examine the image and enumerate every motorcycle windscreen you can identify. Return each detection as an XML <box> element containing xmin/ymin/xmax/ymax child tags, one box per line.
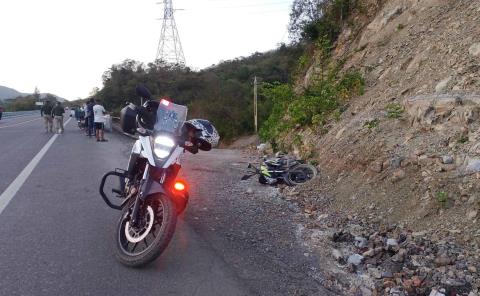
<box><xmin>154</xmin><ymin>101</ymin><xmax>187</xmax><ymax>135</ymax></box>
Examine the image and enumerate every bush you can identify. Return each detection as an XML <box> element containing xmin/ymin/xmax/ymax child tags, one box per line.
<box><xmin>259</xmin><ymin>69</ymin><xmax>364</xmax><ymax>142</ymax></box>
<box><xmin>364</xmin><ymin>119</ymin><xmax>379</xmax><ymax>129</ymax></box>
<box><xmin>436</xmin><ymin>191</ymin><xmax>448</xmax><ymax>207</ymax></box>
<box><xmin>386</xmin><ymin>103</ymin><xmax>404</xmax><ymax>119</ymax></box>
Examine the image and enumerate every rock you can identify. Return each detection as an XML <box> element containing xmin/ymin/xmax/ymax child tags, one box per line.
<box><xmin>335</xmin><ymin>127</ymin><xmax>346</xmax><ymax>140</ymax></box>
<box><xmin>434</xmin><ymin>254</ymin><xmax>452</xmax><ymax>267</ymax></box>
<box><xmin>429</xmin><ymin>288</ymin><xmax>446</xmax><ymax>296</ymax></box>
<box><xmin>412</xmin><ymin>276</ymin><xmax>423</xmax><ymax>287</ymax></box>
<box><xmin>382</xmin><ymin>271</ymin><xmax>393</xmax><ymax>279</ymax></box>
<box><xmin>383</xmin><ymin>280</ymin><xmax>395</xmax><ymax>289</ymax></box>
<box><xmin>246</xmin><ymin>187</ymin><xmax>254</xmax><ymax>194</ymax></box>
<box><xmin>369</xmin><ymin>161</ymin><xmax>383</xmax><ymax>173</ymax></box>
<box><xmin>392</xmin><ymin>248</ymin><xmax>407</xmax><ymax>263</ymax></box>
<box><xmin>332</xmin><ymin>231</ymin><xmax>354</xmax><ymax>243</ymax></box>
<box><xmin>442</xmin><ymin>155</ymin><xmax>454</xmax><ymax>164</ymax></box>
<box><xmin>390</xmin><ymin>156</ymin><xmax>404</xmax><ymax>169</ymax></box>
<box><xmin>465</xmin><ymin>158</ymin><xmax>480</xmax><ymax>173</ymax></box>
<box><xmin>362</xmin><ymin>249</ymin><xmax>375</xmax><ymax>257</ymax></box>
<box><xmin>347</xmin><ymin>254</ymin><xmax>364</xmax><ymax>266</ymax></box>
<box><xmin>368</xmin><ymin>267</ymin><xmax>382</xmax><ymax>279</ymax></box>
<box><xmin>468</xmin><ymin>195</ymin><xmax>478</xmax><ymax>205</ymax></box>
<box><xmin>435</xmin><ymin>76</ymin><xmax>452</xmax><ymax>93</ymax></box>
<box><xmin>469</xmin><ymin>43</ymin><xmax>480</xmax><ymax>57</ymax></box>
<box><xmin>391</xmin><ymin>169</ymin><xmax>406</xmax><ymax>183</ymax></box>
<box><xmin>257</xmin><ymin>143</ymin><xmax>267</xmax><ymax>151</ymax></box>
<box><xmin>354</xmin><ymin>236</ymin><xmax>368</xmax><ymax>248</ymax></box>
<box><xmin>468</xmin><ymin>266</ymin><xmax>477</xmax><ymax>273</ymax></box>
<box><xmin>332</xmin><ymin>249</ymin><xmax>343</xmax><ymax>262</ymax></box>
<box><xmin>386</xmin><ymin>238</ymin><xmax>398</xmax><ymax>247</ymax></box>
<box><xmin>467</xmin><ymin>210</ymin><xmax>478</xmax><ymax>220</ymax></box>
<box><xmin>412</xmin><ymin>231</ymin><xmax>427</xmax><ymax>238</ymax></box>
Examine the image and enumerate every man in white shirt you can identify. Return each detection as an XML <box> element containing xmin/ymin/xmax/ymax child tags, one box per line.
<box><xmin>93</xmin><ymin>99</ymin><xmax>108</xmax><ymax>142</ymax></box>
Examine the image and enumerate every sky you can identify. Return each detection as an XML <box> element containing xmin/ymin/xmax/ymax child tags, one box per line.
<box><xmin>0</xmin><ymin>0</ymin><xmax>293</xmax><ymax>100</ymax></box>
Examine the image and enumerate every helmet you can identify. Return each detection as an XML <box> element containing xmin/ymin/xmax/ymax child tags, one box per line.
<box><xmin>184</xmin><ymin>119</ymin><xmax>220</xmax><ymax>150</ymax></box>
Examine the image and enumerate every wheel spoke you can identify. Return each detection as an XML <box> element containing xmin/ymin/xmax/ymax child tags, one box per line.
<box><xmin>143</xmin><ymin>238</ymin><xmax>149</xmax><ymax>249</ymax></box>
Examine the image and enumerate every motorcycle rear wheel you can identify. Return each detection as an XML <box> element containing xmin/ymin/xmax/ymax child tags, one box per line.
<box><xmin>286</xmin><ymin>164</ymin><xmax>317</xmax><ymax>185</ymax></box>
<box><xmin>115</xmin><ymin>193</ymin><xmax>177</xmax><ymax>267</ymax></box>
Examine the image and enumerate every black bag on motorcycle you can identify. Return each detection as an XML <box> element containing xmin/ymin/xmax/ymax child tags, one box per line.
<box><xmin>120</xmin><ymin>104</ymin><xmax>137</xmax><ymax>135</ymax></box>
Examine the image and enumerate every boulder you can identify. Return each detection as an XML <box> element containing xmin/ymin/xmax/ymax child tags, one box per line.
<box><xmin>347</xmin><ymin>254</ymin><xmax>364</xmax><ymax>266</ymax></box>
<box><xmin>435</xmin><ymin>76</ymin><xmax>452</xmax><ymax>93</ymax></box>
<box><xmin>442</xmin><ymin>155</ymin><xmax>454</xmax><ymax>164</ymax></box>
<box><xmin>404</xmin><ymin>94</ymin><xmax>480</xmax><ymax>127</ymax></box>
<box><xmin>469</xmin><ymin>43</ymin><xmax>480</xmax><ymax>57</ymax></box>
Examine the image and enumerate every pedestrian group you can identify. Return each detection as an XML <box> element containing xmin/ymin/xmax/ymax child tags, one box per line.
<box><xmin>41</xmin><ymin>98</ymin><xmax>108</xmax><ymax>142</ymax></box>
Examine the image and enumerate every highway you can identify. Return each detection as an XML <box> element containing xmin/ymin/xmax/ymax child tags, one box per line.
<box><xmin>0</xmin><ymin>114</ymin><xmax>333</xmax><ymax>296</ymax></box>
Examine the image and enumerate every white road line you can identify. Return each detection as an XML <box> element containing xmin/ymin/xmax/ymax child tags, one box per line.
<box><xmin>0</xmin><ymin>117</ymin><xmax>72</xmax><ymax>215</ymax></box>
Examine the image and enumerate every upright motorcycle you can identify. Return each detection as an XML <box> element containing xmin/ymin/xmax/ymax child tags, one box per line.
<box><xmin>99</xmin><ymin>85</ymin><xmax>219</xmax><ymax>267</ymax></box>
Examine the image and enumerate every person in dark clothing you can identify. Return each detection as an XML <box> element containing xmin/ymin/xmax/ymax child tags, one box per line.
<box><xmin>40</xmin><ymin>100</ymin><xmax>54</xmax><ymax>133</ymax></box>
<box><xmin>0</xmin><ymin>106</ymin><xmax>4</xmax><ymax>121</ymax></box>
<box><xmin>86</xmin><ymin>99</ymin><xmax>95</xmax><ymax>137</ymax></box>
<box><xmin>52</xmin><ymin>102</ymin><xmax>65</xmax><ymax>134</ymax></box>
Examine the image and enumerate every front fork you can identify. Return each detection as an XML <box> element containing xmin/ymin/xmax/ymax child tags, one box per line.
<box><xmin>130</xmin><ymin>163</ymin><xmax>151</xmax><ymax>227</ymax></box>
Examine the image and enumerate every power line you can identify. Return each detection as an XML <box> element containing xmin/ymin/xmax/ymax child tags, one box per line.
<box><xmin>155</xmin><ymin>0</ymin><xmax>186</xmax><ymax>65</ymax></box>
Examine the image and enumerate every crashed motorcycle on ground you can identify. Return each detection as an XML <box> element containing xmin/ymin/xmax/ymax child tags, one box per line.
<box><xmin>99</xmin><ymin>85</ymin><xmax>219</xmax><ymax>267</ymax></box>
<box><xmin>242</xmin><ymin>154</ymin><xmax>317</xmax><ymax>186</ymax></box>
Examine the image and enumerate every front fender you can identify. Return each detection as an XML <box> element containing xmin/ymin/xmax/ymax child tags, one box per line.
<box><xmin>145</xmin><ymin>179</ymin><xmax>168</xmax><ymax>197</ymax></box>
<box><xmin>143</xmin><ymin>178</ymin><xmax>189</xmax><ymax>214</ymax></box>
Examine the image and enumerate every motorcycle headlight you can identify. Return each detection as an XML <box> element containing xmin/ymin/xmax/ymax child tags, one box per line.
<box><xmin>153</xmin><ymin>135</ymin><xmax>175</xmax><ymax>159</ymax></box>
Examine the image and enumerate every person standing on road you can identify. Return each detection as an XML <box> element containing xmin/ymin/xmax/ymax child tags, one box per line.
<box><xmin>52</xmin><ymin>101</ymin><xmax>65</xmax><ymax>134</ymax></box>
<box><xmin>0</xmin><ymin>105</ymin><xmax>4</xmax><ymax>121</ymax></box>
<box><xmin>93</xmin><ymin>99</ymin><xmax>108</xmax><ymax>142</ymax></box>
<box><xmin>86</xmin><ymin>99</ymin><xmax>95</xmax><ymax>137</ymax></box>
<box><xmin>40</xmin><ymin>100</ymin><xmax>54</xmax><ymax>133</ymax></box>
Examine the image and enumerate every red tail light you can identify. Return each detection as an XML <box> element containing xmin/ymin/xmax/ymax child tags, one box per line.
<box><xmin>174</xmin><ymin>181</ymin><xmax>186</xmax><ymax>191</ymax></box>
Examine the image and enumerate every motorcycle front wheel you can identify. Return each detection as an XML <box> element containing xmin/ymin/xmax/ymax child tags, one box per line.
<box><xmin>115</xmin><ymin>194</ymin><xmax>177</xmax><ymax>267</ymax></box>
<box><xmin>286</xmin><ymin>164</ymin><xmax>317</xmax><ymax>185</ymax></box>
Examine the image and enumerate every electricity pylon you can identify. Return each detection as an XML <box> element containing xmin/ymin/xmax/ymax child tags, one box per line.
<box><xmin>155</xmin><ymin>0</ymin><xmax>186</xmax><ymax>65</ymax></box>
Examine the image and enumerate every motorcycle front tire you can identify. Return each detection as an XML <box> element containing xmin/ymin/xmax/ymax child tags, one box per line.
<box><xmin>115</xmin><ymin>193</ymin><xmax>177</xmax><ymax>267</ymax></box>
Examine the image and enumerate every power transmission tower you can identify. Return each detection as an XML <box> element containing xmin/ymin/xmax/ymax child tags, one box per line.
<box><xmin>155</xmin><ymin>0</ymin><xmax>186</xmax><ymax>65</ymax></box>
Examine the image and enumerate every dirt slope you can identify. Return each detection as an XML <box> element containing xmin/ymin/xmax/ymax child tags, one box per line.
<box><xmin>280</xmin><ymin>0</ymin><xmax>480</xmax><ymax>294</ymax></box>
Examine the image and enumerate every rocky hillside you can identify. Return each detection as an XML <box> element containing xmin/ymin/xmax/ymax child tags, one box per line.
<box><xmin>277</xmin><ymin>0</ymin><xmax>480</xmax><ymax>294</ymax></box>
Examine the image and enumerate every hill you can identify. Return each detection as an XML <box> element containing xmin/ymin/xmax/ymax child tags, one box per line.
<box><xmin>261</xmin><ymin>0</ymin><xmax>480</xmax><ymax>294</ymax></box>
<box><xmin>0</xmin><ymin>85</ymin><xmax>24</xmax><ymax>100</ymax></box>
<box><xmin>0</xmin><ymin>85</ymin><xmax>66</xmax><ymax>102</ymax></box>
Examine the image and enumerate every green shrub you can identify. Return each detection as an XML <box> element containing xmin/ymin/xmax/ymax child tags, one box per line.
<box><xmin>364</xmin><ymin>119</ymin><xmax>379</xmax><ymax>129</ymax></box>
<box><xmin>436</xmin><ymin>191</ymin><xmax>448</xmax><ymax>207</ymax></box>
<box><xmin>458</xmin><ymin>136</ymin><xmax>469</xmax><ymax>144</ymax></box>
<box><xmin>386</xmin><ymin>103</ymin><xmax>404</xmax><ymax>118</ymax></box>
<box><xmin>259</xmin><ymin>69</ymin><xmax>364</xmax><ymax>142</ymax></box>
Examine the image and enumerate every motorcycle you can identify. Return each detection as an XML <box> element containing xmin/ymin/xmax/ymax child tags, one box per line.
<box><xmin>241</xmin><ymin>154</ymin><xmax>317</xmax><ymax>186</ymax></box>
<box><xmin>99</xmin><ymin>85</ymin><xmax>215</xmax><ymax>267</ymax></box>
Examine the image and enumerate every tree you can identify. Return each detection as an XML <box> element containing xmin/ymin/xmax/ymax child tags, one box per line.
<box><xmin>289</xmin><ymin>0</ymin><xmax>324</xmax><ymax>41</ymax></box>
<box><xmin>33</xmin><ymin>87</ymin><xmax>40</xmax><ymax>101</ymax></box>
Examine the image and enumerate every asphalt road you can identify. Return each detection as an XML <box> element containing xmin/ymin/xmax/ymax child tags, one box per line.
<box><xmin>0</xmin><ymin>114</ymin><xmax>334</xmax><ymax>296</ymax></box>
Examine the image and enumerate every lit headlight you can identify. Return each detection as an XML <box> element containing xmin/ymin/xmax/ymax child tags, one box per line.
<box><xmin>153</xmin><ymin>136</ymin><xmax>175</xmax><ymax>159</ymax></box>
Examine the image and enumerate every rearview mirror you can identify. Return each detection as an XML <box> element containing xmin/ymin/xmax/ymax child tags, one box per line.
<box><xmin>136</xmin><ymin>84</ymin><xmax>152</xmax><ymax>100</ymax></box>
